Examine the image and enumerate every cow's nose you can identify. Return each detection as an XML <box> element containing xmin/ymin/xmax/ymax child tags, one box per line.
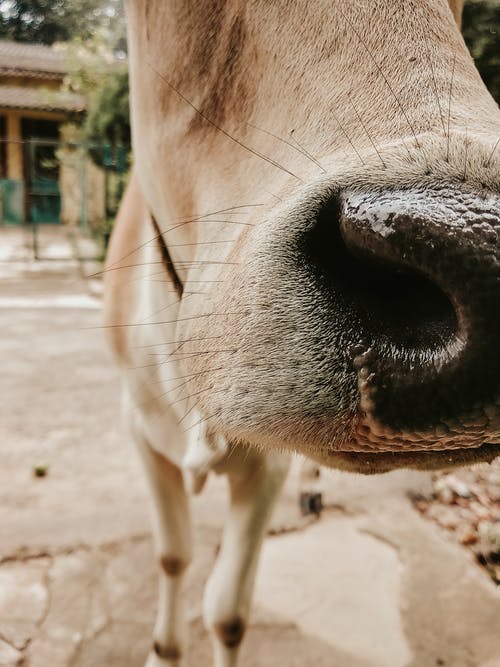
<box><xmin>304</xmin><ymin>187</ymin><xmax>500</xmax><ymax>435</ymax></box>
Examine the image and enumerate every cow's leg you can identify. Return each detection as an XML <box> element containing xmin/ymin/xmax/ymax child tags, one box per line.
<box><xmin>203</xmin><ymin>450</ymin><xmax>290</xmax><ymax>667</ymax></box>
<box><xmin>134</xmin><ymin>431</ymin><xmax>192</xmax><ymax>667</ymax></box>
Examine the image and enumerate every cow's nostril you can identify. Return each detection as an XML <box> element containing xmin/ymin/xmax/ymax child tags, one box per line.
<box><xmin>303</xmin><ymin>195</ymin><xmax>459</xmax><ymax>351</ymax></box>
<box><xmin>299</xmin><ymin>186</ymin><xmax>500</xmax><ymax>436</ymax></box>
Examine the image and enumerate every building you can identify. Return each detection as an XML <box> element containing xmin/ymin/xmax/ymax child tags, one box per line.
<box><xmin>0</xmin><ymin>40</ymin><xmax>85</xmax><ymax>224</ymax></box>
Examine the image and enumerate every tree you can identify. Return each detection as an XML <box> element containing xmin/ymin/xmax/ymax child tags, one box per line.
<box><xmin>0</xmin><ymin>0</ymin><xmax>125</xmax><ymax>49</ymax></box>
<box><xmin>463</xmin><ymin>0</ymin><xmax>500</xmax><ymax>104</ymax></box>
<box><xmin>62</xmin><ymin>36</ymin><xmax>130</xmax><ymax>167</ymax></box>
<box><xmin>0</xmin><ymin>0</ymin><xmax>101</xmax><ymax>44</ymax></box>
<box><xmin>83</xmin><ymin>68</ymin><xmax>130</xmax><ymax>161</ymax></box>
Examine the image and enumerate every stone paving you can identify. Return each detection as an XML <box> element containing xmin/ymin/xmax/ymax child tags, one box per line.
<box><xmin>1</xmin><ymin>234</ymin><xmax>500</xmax><ymax>667</ymax></box>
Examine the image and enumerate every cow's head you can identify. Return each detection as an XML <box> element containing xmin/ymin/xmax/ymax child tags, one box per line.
<box><xmin>125</xmin><ymin>0</ymin><xmax>500</xmax><ymax>473</ymax></box>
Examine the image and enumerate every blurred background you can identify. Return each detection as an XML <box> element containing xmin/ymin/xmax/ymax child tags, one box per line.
<box><xmin>0</xmin><ymin>0</ymin><xmax>129</xmax><ymax>260</ymax></box>
<box><xmin>0</xmin><ymin>2</ymin><xmax>499</xmax><ymax>667</ymax></box>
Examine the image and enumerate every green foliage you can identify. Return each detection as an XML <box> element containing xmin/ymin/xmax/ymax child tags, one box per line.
<box><xmin>463</xmin><ymin>0</ymin><xmax>500</xmax><ymax>103</ymax></box>
<box><xmin>62</xmin><ymin>37</ymin><xmax>130</xmax><ymax>169</ymax></box>
<box><xmin>0</xmin><ymin>0</ymin><xmax>119</xmax><ymax>45</ymax></box>
<box><xmin>84</xmin><ymin>69</ymin><xmax>130</xmax><ymax>148</ymax></box>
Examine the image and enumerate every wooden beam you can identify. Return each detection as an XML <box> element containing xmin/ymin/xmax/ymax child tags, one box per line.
<box><xmin>6</xmin><ymin>112</ymin><xmax>22</xmax><ymax>180</ymax></box>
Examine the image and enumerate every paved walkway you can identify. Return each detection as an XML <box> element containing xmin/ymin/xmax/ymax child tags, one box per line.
<box><xmin>0</xmin><ymin>224</ymin><xmax>101</xmax><ymax>262</ymax></box>
<box><xmin>1</xmin><ymin>254</ymin><xmax>499</xmax><ymax>667</ymax></box>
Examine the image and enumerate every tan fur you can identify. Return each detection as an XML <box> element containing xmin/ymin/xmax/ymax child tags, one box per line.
<box><xmin>103</xmin><ymin>171</ymin><xmax>149</xmax><ymax>365</ymax></box>
<box><xmin>448</xmin><ymin>0</ymin><xmax>464</xmax><ymax>24</ymax></box>
<box><xmin>114</xmin><ymin>0</ymin><xmax>500</xmax><ymax>467</ymax></box>
<box><xmin>105</xmin><ymin>3</ymin><xmax>500</xmax><ymax>664</ymax></box>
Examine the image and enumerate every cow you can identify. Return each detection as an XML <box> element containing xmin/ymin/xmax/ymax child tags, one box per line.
<box><xmin>103</xmin><ymin>1</ymin><xmax>500</xmax><ymax>665</ymax></box>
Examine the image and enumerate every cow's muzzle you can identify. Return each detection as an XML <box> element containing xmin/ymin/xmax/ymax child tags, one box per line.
<box><xmin>304</xmin><ymin>186</ymin><xmax>500</xmax><ymax>451</ymax></box>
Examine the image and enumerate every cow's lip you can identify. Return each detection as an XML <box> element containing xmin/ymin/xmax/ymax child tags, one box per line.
<box><xmin>325</xmin><ymin>442</ymin><xmax>500</xmax><ymax>475</ymax></box>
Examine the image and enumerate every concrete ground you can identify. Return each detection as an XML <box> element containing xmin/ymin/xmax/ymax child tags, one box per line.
<box><xmin>1</xmin><ymin>228</ymin><xmax>499</xmax><ymax>667</ymax></box>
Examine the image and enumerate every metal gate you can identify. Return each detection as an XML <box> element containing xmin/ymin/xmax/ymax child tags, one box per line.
<box><xmin>0</xmin><ymin>178</ymin><xmax>24</xmax><ymax>225</ymax></box>
<box><xmin>27</xmin><ymin>139</ymin><xmax>62</xmax><ymax>225</ymax></box>
<box><xmin>0</xmin><ymin>138</ymin><xmax>129</xmax><ymax>260</ymax></box>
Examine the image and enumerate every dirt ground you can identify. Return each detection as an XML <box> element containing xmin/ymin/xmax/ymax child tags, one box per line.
<box><xmin>1</xmin><ymin>230</ymin><xmax>500</xmax><ymax>667</ymax></box>
<box><xmin>413</xmin><ymin>465</ymin><xmax>500</xmax><ymax>584</ymax></box>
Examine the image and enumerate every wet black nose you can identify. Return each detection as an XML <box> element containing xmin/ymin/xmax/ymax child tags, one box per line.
<box><xmin>305</xmin><ymin>186</ymin><xmax>500</xmax><ymax>437</ymax></box>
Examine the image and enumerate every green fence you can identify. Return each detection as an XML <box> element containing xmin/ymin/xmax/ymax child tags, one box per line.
<box><xmin>0</xmin><ymin>178</ymin><xmax>24</xmax><ymax>225</ymax></box>
<box><xmin>30</xmin><ymin>178</ymin><xmax>61</xmax><ymax>224</ymax></box>
<box><xmin>0</xmin><ymin>138</ymin><xmax>129</xmax><ymax>229</ymax></box>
